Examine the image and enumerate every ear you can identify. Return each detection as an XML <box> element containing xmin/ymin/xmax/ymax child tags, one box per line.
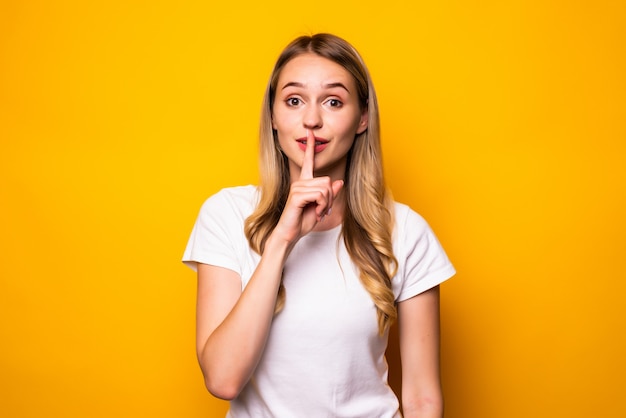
<box><xmin>356</xmin><ymin>108</ymin><xmax>368</xmax><ymax>134</ymax></box>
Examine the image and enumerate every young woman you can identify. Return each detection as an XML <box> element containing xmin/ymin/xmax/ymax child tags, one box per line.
<box><xmin>183</xmin><ymin>33</ymin><xmax>455</xmax><ymax>418</ymax></box>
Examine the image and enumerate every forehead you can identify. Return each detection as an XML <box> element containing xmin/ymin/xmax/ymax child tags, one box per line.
<box><xmin>277</xmin><ymin>53</ymin><xmax>355</xmax><ymax>89</ymax></box>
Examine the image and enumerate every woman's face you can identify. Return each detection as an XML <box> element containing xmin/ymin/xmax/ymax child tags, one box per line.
<box><xmin>272</xmin><ymin>53</ymin><xmax>368</xmax><ymax>180</ymax></box>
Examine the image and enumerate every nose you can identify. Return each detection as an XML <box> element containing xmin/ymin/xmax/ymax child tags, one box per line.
<box><xmin>303</xmin><ymin>104</ymin><xmax>323</xmax><ymax>130</ymax></box>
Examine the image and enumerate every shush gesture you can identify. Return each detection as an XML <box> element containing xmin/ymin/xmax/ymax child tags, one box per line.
<box><xmin>299</xmin><ymin>128</ymin><xmax>317</xmax><ymax>181</ymax></box>
<box><xmin>271</xmin><ymin>129</ymin><xmax>344</xmax><ymax>246</ymax></box>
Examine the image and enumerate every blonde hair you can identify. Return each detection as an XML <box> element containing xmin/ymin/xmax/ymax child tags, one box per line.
<box><xmin>244</xmin><ymin>33</ymin><xmax>398</xmax><ymax>334</ymax></box>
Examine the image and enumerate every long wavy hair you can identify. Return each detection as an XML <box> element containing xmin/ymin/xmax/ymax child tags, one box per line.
<box><xmin>244</xmin><ymin>33</ymin><xmax>398</xmax><ymax>335</ymax></box>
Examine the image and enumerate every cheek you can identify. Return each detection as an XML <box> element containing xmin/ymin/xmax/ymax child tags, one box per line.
<box><xmin>334</xmin><ymin>113</ymin><xmax>363</xmax><ymax>136</ymax></box>
<box><xmin>273</xmin><ymin>121</ymin><xmax>291</xmax><ymax>149</ymax></box>
<box><xmin>272</xmin><ymin>110</ymin><xmax>294</xmax><ymax>133</ymax></box>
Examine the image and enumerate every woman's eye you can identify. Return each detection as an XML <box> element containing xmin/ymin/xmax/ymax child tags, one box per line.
<box><xmin>286</xmin><ymin>98</ymin><xmax>301</xmax><ymax>106</ymax></box>
<box><xmin>327</xmin><ymin>99</ymin><xmax>343</xmax><ymax>107</ymax></box>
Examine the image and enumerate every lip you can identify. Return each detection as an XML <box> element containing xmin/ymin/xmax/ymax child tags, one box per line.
<box><xmin>296</xmin><ymin>136</ymin><xmax>329</xmax><ymax>153</ymax></box>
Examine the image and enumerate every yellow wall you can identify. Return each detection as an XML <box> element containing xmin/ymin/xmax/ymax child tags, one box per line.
<box><xmin>1</xmin><ymin>1</ymin><xmax>624</xmax><ymax>417</ymax></box>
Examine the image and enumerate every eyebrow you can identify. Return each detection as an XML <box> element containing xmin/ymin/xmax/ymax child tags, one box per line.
<box><xmin>281</xmin><ymin>81</ymin><xmax>350</xmax><ymax>93</ymax></box>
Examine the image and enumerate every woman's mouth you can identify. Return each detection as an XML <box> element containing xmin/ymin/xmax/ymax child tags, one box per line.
<box><xmin>296</xmin><ymin>137</ymin><xmax>329</xmax><ymax>153</ymax></box>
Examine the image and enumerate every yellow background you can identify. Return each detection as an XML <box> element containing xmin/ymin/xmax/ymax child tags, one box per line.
<box><xmin>1</xmin><ymin>1</ymin><xmax>624</xmax><ymax>417</ymax></box>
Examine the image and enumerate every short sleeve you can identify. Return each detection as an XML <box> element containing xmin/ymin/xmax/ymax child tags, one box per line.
<box><xmin>182</xmin><ymin>187</ymin><xmax>256</xmax><ymax>274</ymax></box>
<box><xmin>393</xmin><ymin>204</ymin><xmax>456</xmax><ymax>302</ymax></box>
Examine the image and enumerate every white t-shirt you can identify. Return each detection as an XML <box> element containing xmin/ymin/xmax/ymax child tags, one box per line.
<box><xmin>183</xmin><ymin>185</ymin><xmax>455</xmax><ymax>418</ymax></box>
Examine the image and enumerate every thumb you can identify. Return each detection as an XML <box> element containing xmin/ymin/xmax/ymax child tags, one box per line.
<box><xmin>331</xmin><ymin>179</ymin><xmax>344</xmax><ymax>198</ymax></box>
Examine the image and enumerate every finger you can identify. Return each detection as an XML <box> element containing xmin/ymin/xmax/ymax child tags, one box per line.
<box><xmin>331</xmin><ymin>179</ymin><xmax>344</xmax><ymax>199</ymax></box>
<box><xmin>324</xmin><ymin>180</ymin><xmax>344</xmax><ymax>219</ymax></box>
<box><xmin>300</xmin><ymin>129</ymin><xmax>315</xmax><ymax>180</ymax></box>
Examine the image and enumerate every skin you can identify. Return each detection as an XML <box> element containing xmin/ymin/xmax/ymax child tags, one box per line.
<box><xmin>272</xmin><ymin>54</ymin><xmax>367</xmax><ymax>182</ymax></box>
<box><xmin>195</xmin><ymin>53</ymin><xmax>443</xmax><ymax>418</ymax></box>
<box><xmin>399</xmin><ymin>286</ymin><xmax>443</xmax><ymax>418</ymax></box>
<box><xmin>272</xmin><ymin>53</ymin><xmax>368</xmax><ymax>230</ymax></box>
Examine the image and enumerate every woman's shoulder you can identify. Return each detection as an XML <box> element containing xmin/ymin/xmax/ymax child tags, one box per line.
<box><xmin>198</xmin><ymin>185</ymin><xmax>259</xmax><ymax>219</ymax></box>
<box><xmin>390</xmin><ymin>200</ymin><xmax>455</xmax><ymax>298</ymax></box>
<box><xmin>204</xmin><ymin>185</ymin><xmax>259</xmax><ymax>206</ymax></box>
<box><xmin>391</xmin><ymin>201</ymin><xmax>429</xmax><ymax>232</ymax></box>
<box><xmin>390</xmin><ymin>200</ymin><xmax>446</xmax><ymax>251</ymax></box>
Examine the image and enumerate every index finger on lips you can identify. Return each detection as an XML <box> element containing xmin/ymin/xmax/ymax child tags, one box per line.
<box><xmin>300</xmin><ymin>129</ymin><xmax>315</xmax><ymax>180</ymax></box>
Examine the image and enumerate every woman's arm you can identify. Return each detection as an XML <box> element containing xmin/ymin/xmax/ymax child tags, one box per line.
<box><xmin>195</xmin><ymin>234</ymin><xmax>291</xmax><ymax>400</ymax></box>
<box><xmin>398</xmin><ymin>285</ymin><xmax>443</xmax><ymax>418</ymax></box>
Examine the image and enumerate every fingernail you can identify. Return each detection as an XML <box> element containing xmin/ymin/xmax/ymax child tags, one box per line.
<box><xmin>327</xmin><ymin>207</ymin><xmax>332</xmax><ymax>216</ymax></box>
